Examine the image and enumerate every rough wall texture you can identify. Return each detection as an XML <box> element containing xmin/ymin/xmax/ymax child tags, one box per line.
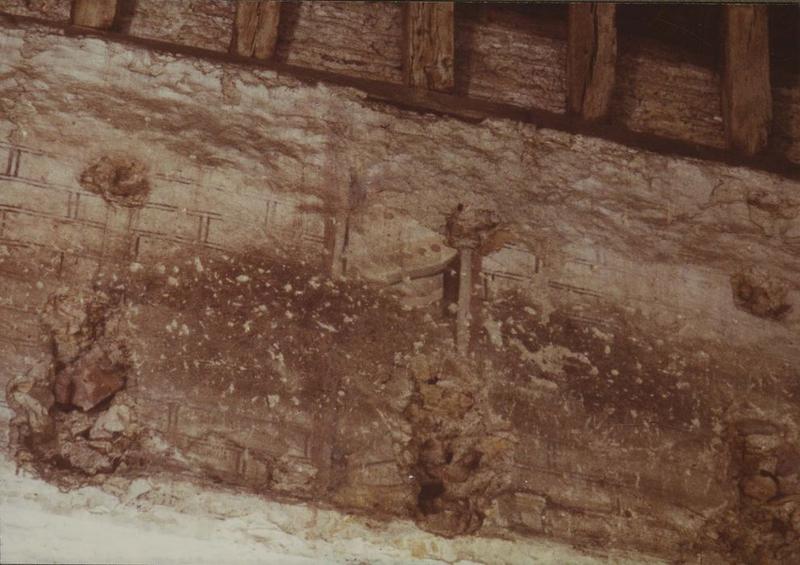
<box><xmin>129</xmin><ymin>0</ymin><xmax>235</xmax><ymax>52</ymax></box>
<box><xmin>455</xmin><ymin>7</ymin><xmax>567</xmax><ymax>114</ymax></box>
<box><xmin>276</xmin><ymin>1</ymin><xmax>404</xmax><ymax>84</ymax></box>
<box><xmin>2</xmin><ymin>19</ymin><xmax>800</xmax><ymax>563</ymax></box>
<box><xmin>612</xmin><ymin>38</ymin><xmax>725</xmax><ymax>149</ymax></box>
<box><xmin>0</xmin><ymin>0</ymin><xmax>70</xmax><ymax>22</ymax></box>
<box><xmin>0</xmin><ymin>1</ymin><xmax>798</xmax><ymax>164</ymax></box>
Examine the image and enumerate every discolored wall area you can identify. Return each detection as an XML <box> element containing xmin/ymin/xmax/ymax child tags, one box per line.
<box><xmin>1</xmin><ymin>13</ymin><xmax>800</xmax><ymax>565</ymax></box>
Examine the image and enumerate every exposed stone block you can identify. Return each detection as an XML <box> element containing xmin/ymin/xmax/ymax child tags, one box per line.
<box><xmin>731</xmin><ymin>267</ymin><xmax>792</xmax><ymax>320</ymax></box>
<box><xmin>54</xmin><ymin>347</ymin><xmax>126</xmax><ymax>411</ymax></box>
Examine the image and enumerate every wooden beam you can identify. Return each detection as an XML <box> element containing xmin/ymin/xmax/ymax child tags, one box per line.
<box><xmin>231</xmin><ymin>1</ymin><xmax>281</xmax><ymax>60</ymax></box>
<box><xmin>404</xmin><ymin>2</ymin><xmax>454</xmax><ymax>92</ymax></box>
<box><xmin>567</xmin><ymin>3</ymin><xmax>617</xmax><ymax>122</ymax></box>
<box><xmin>71</xmin><ymin>0</ymin><xmax>117</xmax><ymax>29</ymax></box>
<box><xmin>722</xmin><ymin>5</ymin><xmax>772</xmax><ymax>156</ymax></box>
<box><xmin>7</xmin><ymin>10</ymin><xmax>795</xmax><ymax>179</ymax></box>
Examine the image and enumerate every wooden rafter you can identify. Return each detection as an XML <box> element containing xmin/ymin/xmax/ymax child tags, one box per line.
<box><xmin>231</xmin><ymin>0</ymin><xmax>282</xmax><ymax>60</ymax></box>
<box><xmin>722</xmin><ymin>5</ymin><xmax>772</xmax><ymax>156</ymax></box>
<box><xmin>404</xmin><ymin>1</ymin><xmax>454</xmax><ymax>92</ymax></box>
<box><xmin>4</xmin><ymin>2</ymin><xmax>794</xmax><ymax>176</ymax></box>
<box><xmin>567</xmin><ymin>3</ymin><xmax>617</xmax><ymax>122</ymax></box>
<box><xmin>71</xmin><ymin>0</ymin><xmax>118</xmax><ymax>29</ymax></box>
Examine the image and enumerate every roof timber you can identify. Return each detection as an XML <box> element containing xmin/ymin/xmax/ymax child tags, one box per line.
<box><xmin>231</xmin><ymin>0</ymin><xmax>281</xmax><ymax>60</ymax></box>
<box><xmin>0</xmin><ymin>6</ymin><xmax>796</xmax><ymax>181</ymax></box>
<box><xmin>722</xmin><ymin>4</ymin><xmax>772</xmax><ymax>157</ymax></box>
<box><xmin>567</xmin><ymin>3</ymin><xmax>617</xmax><ymax>122</ymax></box>
<box><xmin>404</xmin><ymin>1</ymin><xmax>455</xmax><ymax>92</ymax></box>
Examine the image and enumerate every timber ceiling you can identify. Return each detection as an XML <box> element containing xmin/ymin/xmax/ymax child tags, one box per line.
<box><xmin>0</xmin><ymin>1</ymin><xmax>798</xmax><ymax>176</ymax></box>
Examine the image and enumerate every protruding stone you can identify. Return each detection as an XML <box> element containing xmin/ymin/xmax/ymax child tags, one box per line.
<box><xmin>734</xmin><ymin>418</ymin><xmax>782</xmax><ymax>436</ymax></box>
<box><xmin>778</xmin><ymin>474</ymin><xmax>800</xmax><ymax>496</ymax></box>
<box><xmin>273</xmin><ymin>457</ymin><xmax>318</xmax><ymax>492</ymax></box>
<box><xmin>63</xmin><ymin>410</ymin><xmax>95</xmax><ymax>437</ymax></box>
<box><xmin>731</xmin><ymin>267</ymin><xmax>791</xmax><ymax>320</ymax></box>
<box><xmin>744</xmin><ymin>434</ymin><xmax>784</xmax><ymax>456</ymax></box>
<box><xmin>741</xmin><ymin>474</ymin><xmax>778</xmax><ymax>502</ymax></box>
<box><xmin>90</xmin><ymin>405</ymin><xmax>132</xmax><ymax>439</ymax></box>
<box><xmin>418</xmin><ymin>505</ymin><xmax>482</xmax><ymax>538</ymax></box>
<box><xmin>79</xmin><ymin>154</ymin><xmax>150</xmax><ymax>207</ymax></box>
<box><xmin>7</xmin><ymin>366</ymin><xmax>55</xmax><ymax>437</ymax></box>
<box><xmin>58</xmin><ymin>440</ymin><xmax>114</xmax><ymax>475</ymax></box>
<box><xmin>409</xmin><ymin>355</ymin><xmax>434</xmax><ymax>384</ymax></box>
<box><xmin>54</xmin><ymin>347</ymin><xmax>126</xmax><ymax>411</ymax></box>
<box><xmin>124</xmin><ymin>478</ymin><xmax>153</xmax><ymax>503</ymax></box>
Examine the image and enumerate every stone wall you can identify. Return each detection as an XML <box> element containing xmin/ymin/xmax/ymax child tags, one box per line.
<box><xmin>1</xmin><ymin>16</ymin><xmax>800</xmax><ymax>563</ymax></box>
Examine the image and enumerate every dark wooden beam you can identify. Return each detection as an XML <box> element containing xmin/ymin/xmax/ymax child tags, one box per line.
<box><xmin>404</xmin><ymin>2</ymin><xmax>454</xmax><ymax>92</ymax></box>
<box><xmin>567</xmin><ymin>3</ymin><xmax>617</xmax><ymax>122</ymax></box>
<box><xmin>722</xmin><ymin>5</ymin><xmax>772</xmax><ymax>156</ymax></box>
<box><xmin>71</xmin><ymin>0</ymin><xmax>117</xmax><ymax>29</ymax></box>
<box><xmin>4</xmin><ymin>10</ymin><xmax>797</xmax><ymax>181</ymax></box>
<box><xmin>231</xmin><ymin>0</ymin><xmax>281</xmax><ymax>60</ymax></box>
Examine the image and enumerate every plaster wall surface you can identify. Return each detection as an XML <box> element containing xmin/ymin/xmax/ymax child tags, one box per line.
<box><xmin>0</xmin><ymin>1</ymin><xmax>798</xmax><ymax>163</ymax></box>
<box><xmin>1</xmin><ymin>18</ymin><xmax>799</xmax><ymax>563</ymax></box>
